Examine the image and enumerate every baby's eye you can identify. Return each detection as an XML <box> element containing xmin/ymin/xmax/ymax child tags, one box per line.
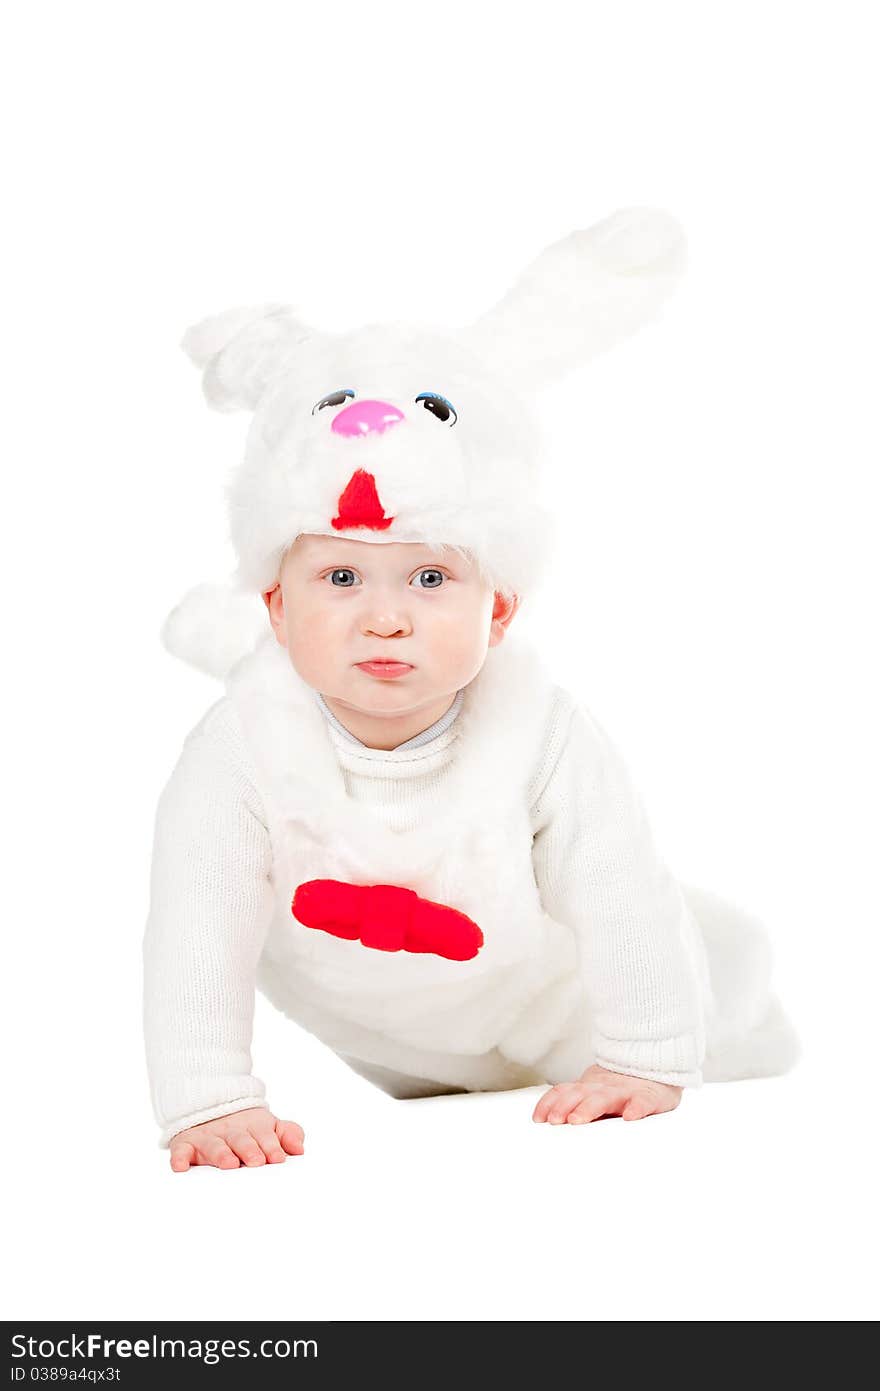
<box><xmin>415</xmin><ymin>392</ymin><xmax>457</xmax><ymax>426</ymax></box>
<box><xmin>326</xmin><ymin>568</ymin><xmax>361</xmax><ymax>587</ymax></box>
<box><xmin>410</xmin><ymin>569</ymin><xmax>446</xmax><ymax>590</ymax></box>
<box><xmin>312</xmin><ymin>388</ymin><xmax>356</xmax><ymax>415</ymax></box>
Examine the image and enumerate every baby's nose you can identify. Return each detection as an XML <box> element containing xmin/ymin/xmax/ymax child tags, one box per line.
<box><xmin>330</xmin><ymin>399</ymin><xmax>405</xmax><ymax>437</ymax></box>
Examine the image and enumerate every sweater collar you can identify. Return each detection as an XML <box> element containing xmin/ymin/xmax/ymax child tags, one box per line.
<box><xmin>313</xmin><ymin>687</ymin><xmax>465</xmax><ymax>752</ymax></box>
<box><xmin>225</xmin><ymin>627</ymin><xmax>557</xmax><ymax>863</ymax></box>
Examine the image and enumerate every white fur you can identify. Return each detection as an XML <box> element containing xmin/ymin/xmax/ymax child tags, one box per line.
<box><xmin>463</xmin><ymin>206</ymin><xmax>687</xmax><ymax>390</ymax></box>
<box><xmin>160</xmin><ymin>581</ymin><xmax>267</xmax><ymax>680</ymax></box>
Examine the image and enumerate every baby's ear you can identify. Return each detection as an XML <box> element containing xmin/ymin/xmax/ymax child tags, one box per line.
<box><xmin>459</xmin><ymin>207</ymin><xmax>686</xmax><ymax>392</ymax></box>
<box><xmin>180</xmin><ymin>302</ymin><xmax>316</xmax><ymax>412</ymax></box>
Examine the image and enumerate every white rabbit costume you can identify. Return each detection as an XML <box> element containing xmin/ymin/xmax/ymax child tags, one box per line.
<box><xmin>144</xmin><ymin>209</ymin><xmax>799</xmax><ymax>1147</ymax></box>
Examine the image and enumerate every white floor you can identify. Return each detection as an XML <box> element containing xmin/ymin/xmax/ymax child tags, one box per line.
<box><xmin>8</xmin><ymin>1007</ymin><xmax>875</xmax><ymax>1323</ymax></box>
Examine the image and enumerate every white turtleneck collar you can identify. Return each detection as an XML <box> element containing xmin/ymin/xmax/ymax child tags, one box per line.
<box><xmin>312</xmin><ymin>687</ymin><xmax>465</xmax><ymax>753</ymax></box>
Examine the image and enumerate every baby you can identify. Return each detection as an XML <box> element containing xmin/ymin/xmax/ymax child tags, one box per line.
<box><xmin>144</xmin><ymin>208</ymin><xmax>799</xmax><ymax>1170</ymax></box>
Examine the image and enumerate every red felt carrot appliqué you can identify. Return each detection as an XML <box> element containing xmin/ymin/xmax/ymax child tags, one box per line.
<box><xmin>291</xmin><ymin>879</ymin><xmax>483</xmax><ymax>962</ymax></box>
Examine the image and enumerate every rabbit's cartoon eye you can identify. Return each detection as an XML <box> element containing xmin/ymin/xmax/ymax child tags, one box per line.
<box><xmin>312</xmin><ymin>388</ymin><xmax>356</xmax><ymax>414</ymax></box>
<box><xmin>415</xmin><ymin>392</ymin><xmax>457</xmax><ymax>426</ymax></box>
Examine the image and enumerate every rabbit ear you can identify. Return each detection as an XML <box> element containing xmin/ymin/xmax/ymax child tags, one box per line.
<box><xmin>459</xmin><ymin>207</ymin><xmax>687</xmax><ymax>392</ymax></box>
<box><xmin>180</xmin><ymin>302</ymin><xmax>316</xmax><ymax>412</ymax></box>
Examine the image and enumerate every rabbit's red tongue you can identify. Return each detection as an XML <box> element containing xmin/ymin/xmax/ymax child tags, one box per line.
<box><xmin>332</xmin><ymin>469</ymin><xmax>394</xmax><ymax>531</ymax></box>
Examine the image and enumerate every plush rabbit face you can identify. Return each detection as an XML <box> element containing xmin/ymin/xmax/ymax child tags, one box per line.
<box><xmin>230</xmin><ymin>319</ymin><xmax>543</xmax><ymax>599</ymax></box>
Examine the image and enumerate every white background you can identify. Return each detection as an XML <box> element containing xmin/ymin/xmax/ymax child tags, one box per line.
<box><xmin>4</xmin><ymin>0</ymin><xmax>878</xmax><ymax>1323</ymax></box>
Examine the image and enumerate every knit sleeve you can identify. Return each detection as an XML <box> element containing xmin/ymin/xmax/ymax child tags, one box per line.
<box><xmin>531</xmin><ymin>703</ymin><xmax>707</xmax><ymax>1087</ymax></box>
<box><xmin>142</xmin><ymin>711</ymin><xmax>275</xmax><ymax>1147</ymax></box>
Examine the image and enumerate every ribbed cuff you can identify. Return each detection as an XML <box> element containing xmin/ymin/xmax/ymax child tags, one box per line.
<box><xmin>593</xmin><ymin>1030</ymin><xmax>704</xmax><ymax>1088</ymax></box>
<box><xmin>158</xmin><ymin>1097</ymin><xmax>272</xmax><ymax>1149</ymax></box>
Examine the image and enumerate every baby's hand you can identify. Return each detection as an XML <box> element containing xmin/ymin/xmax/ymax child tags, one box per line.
<box><xmin>532</xmin><ymin>1063</ymin><xmax>682</xmax><ymax>1125</ymax></box>
<box><xmin>168</xmin><ymin>1107</ymin><xmax>305</xmax><ymax>1171</ymax></box>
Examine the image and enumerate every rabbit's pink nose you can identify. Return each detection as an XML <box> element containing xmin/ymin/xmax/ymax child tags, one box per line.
<box><xmin>330</xmin><ymin>399</ymin><xmax>405</xmax><ymax>437</ymax></box>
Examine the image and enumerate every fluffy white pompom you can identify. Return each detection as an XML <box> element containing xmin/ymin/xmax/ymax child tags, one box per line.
<box><xmin>160</xmin><ymin>581</ymin><xmax>269</xmax><ymax>680</ymax></box>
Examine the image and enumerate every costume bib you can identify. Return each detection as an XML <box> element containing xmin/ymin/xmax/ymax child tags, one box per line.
<box><xmin>223</xmin><ymin>631</ymin><xmax>584</xmax><ymax>1063</ymax></box>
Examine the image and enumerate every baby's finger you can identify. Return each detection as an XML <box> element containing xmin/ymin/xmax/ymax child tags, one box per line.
<box><xmin>568</xmin><ymin>1087</ymin><xmax>631</xmax><ymax>1124</ymax></box>
<box><xmin>227</xmin><ymin>1130</ymin><xmax>267</xmax><ymax>1166</ymax></box>
<box><xmin>543</xmin><ymin>1085</ymin><xmax>586</xmax><ymax>1124</ymax></box>
<box><xmin>252</xmin><ymin>1126</ymin><xmax>288</xmax><ymax>1164</ymax></box>
<box><xmin>197</xmin><ymin>1135</ymin><xmax>240</xmax><ymax>1169</ymax></box>
<box><xmin>169</xmin><ymin>1141</ymin><xmax>196</xmax><ymax>1172</ymax></box>
<box><xmin>622</xmin><ymin>1095</ymin><xmax>657</xmax><ymax>1121</ymax></box>
<box><xmin>532</xmin><ymin>1085</ymin><xmax>577</xmax><ymax>1122</ymax></box>
<box><xmin>532</xmin><ymin>1086</ymin><xmax>565</xmax><ymax>1122</ymax></box>
<box><xmin>275</xmin><ymin>1119</ymin><xmax>305</xmax><ymax>1155</ymax></box>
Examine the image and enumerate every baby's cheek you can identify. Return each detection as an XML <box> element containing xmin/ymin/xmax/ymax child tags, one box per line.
<box><xmin>427</xmin><ymin>602</ymin><xmax>489</xmax><ymax>672</ymax></box>
<box><xmin>287</xmin><ymin>613</ymin><xmax>341</xmax><ymax>685</ymax></box>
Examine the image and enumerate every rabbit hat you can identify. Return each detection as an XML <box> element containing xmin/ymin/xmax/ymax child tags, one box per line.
<box><xmin>164</xmin><ymin>207</ymin><xmax>686</xmax><ymax>677</ymax></box>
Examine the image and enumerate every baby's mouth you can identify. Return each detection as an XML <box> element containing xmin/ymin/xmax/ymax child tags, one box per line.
<box><xmin>354</xmin><ymin>660</ymin><xmax>414</xmax><ymax>680</ymax></box>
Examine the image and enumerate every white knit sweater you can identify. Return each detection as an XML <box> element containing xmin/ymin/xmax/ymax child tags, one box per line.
<box><xmin>143</xmin><ymin>637</ymin><xmax>797</xmax><ymax>1147</ymax></box>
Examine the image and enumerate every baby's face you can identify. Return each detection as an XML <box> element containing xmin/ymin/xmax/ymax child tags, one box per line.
<box><xmin>264</xmin><ymin>533</ymin><xmax>518</xmax><ymax>716</ymax></box>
